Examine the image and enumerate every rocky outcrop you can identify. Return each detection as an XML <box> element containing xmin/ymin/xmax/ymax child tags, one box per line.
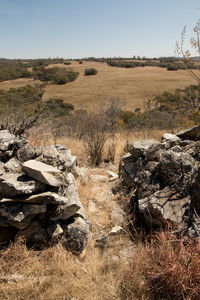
<box><xmin>0</xmin><ymin>131</ymin><xmax>89</xmax><ymax>254</ymax></box>
<box><xmin>120</xmin><ymin>126</ymin><xmax>200</xmax><ymax>236</ymax></box>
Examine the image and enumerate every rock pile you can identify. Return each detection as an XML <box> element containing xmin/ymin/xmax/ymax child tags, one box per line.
<box><xmin>120</xmin><ymin>125</ymin><xmax>200</xmax><ymax>236</ymax></box>
<box><xmin>0</xmin><ymin>130</ymin><xmax>89</xmax><ymax>254</ymax></box>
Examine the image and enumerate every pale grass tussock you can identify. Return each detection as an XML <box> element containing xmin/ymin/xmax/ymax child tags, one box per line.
<box><xmin>0</xmin><ymin>238</ymin><xmax>125</xmax><ymax>300</ymax></box>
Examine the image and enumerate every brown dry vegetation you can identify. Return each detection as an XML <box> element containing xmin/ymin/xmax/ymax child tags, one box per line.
<box><xmin>0</xmin><ymin>61</ymin><xmax>195</xmax><ymax>111</ymax></box>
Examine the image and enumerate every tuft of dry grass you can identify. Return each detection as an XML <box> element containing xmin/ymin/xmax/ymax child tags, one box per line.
<box><xmin>0</xmin><ymin>238</ymin><xmax>125</xmax><ymax>300</ymax></box>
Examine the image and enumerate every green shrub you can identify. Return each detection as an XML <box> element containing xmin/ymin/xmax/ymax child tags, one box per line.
<box><xmin>45</xmin><ymin>98</ymin><xmax>74</xmax><ymax>117</ymax></box>
<box><xmin>33</xmin><ymin>67</ymin><xmax>79</xmax><ymax>84</ymax></box>
<box><xmin>84</xmin><ymin>68</ymin><xmax>98</xmax><ymax>76</ymax></box>
<box><xmin>64</xmin><ymin>61</ymin><xmax>71</xmax><ymax>65</ymax></box>
<box><xmin>167</xmin><ymin>64</ymin><xmax>178</xmax><ymax>71</ymax></box>
<box><xmin>0</xmin><ymin>60</ymin><xmax>31</xmax><ymax>82</ymax></box>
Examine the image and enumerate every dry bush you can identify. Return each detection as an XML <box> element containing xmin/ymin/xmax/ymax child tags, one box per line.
<box><xmin>82</xmin><ymin>112</ymin><xmax>110</xmax><ymax>166</ymax></box>
<box><xmin>123</xmin><ymin>230</ymin><xmax>200</xmax><ymax>300</ymax></box>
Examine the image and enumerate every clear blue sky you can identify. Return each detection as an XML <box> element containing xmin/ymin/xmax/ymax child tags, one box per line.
<box><xmin>0</xmin><ymin>0</ymin><xmax>199</xmax><ymax>59</ymax></box>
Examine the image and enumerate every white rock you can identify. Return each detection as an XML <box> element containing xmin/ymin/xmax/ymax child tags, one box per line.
<box><xmin>109</xmin><ymin>226</ymin><xmax>126</xmax><ymax>236</ymax></box>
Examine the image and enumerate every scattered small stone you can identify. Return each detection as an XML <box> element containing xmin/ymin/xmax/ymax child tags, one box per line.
<box><xmin>109</xmin><ymin>226</ymin><xmax>126</xmax><ymax>236</ymax></box>
<box><xmin>107</xmin><ymin>170</ymin><xmax>119</xmax><ymax>181</ymax></box>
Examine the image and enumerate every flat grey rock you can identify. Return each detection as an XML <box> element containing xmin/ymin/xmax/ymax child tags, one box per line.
<box><xmin>0</xmin><ymin>173</ymin><xmax>46</xmax><ymax>197</ymax></box>
<box><xmin>22</xmin><ymin>160</ymin><xmax>63</xmax><ymax>187</ymax></box>
<box><xmin>177</xmin><ymin>125</ymin><xmax>200</xmax><ymax>141</ymax></box>
<box><xmin>0</xmin><ymin>203</ymin><xmax>46</xmax><ymax>229</ymax></box>
<box><xmin>139</xmin><ymin>187</ymin><xmax>191</xmax><ymax>224</ymax></box>
<box><xmin>128</xmin><ymin>139</ymin><xmax>157</xmax><ymax>160</ymax></box>
<box><xmin>161</xmin><ymin>133</ymin><xmax>180</xmax><ymax>145</ymax></box>
<box><xmin>0</xmin><ymin>192</ymin><xmax>69</xmax><ymax>205</ymax></box>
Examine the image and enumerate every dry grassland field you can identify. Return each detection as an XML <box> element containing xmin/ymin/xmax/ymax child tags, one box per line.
<box><xmin>0</xmin><ymin>61</ymin><xmax>196</xmax><ymax>111</ymax></box>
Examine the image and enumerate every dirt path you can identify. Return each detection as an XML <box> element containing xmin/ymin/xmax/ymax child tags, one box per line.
<box><xmin>77</xmin><ymin>165</ymin><xmax>135</xmax><ymax>264</ymax></box>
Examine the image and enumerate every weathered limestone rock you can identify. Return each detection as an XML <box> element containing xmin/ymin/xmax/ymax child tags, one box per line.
<box><xmin>37</xmin><ymin>145</ymin><xmax>76</xmax><ymax>172</ymax></box>
<box><xmin>107</xmin><ymin>171</ymin><xmax>119</xmax><ymax>182</ymax></box>
<box><xmin>0</xmin><ymin>130</ymin><xmax>15</xmax><ymax>151</ymax></box>
<box><xmin>4</xmin><ymin>157</ymin><xmax>22</xmax><ymax>173</ymax></box>
<box><xmin>0</xmin><ymin>203</ymin><xmax>46</xmax><ymax>229</ymax></box>
<box><xmin>159</xmin><ymin>150</ymin><xmax>195</xmax><ymax>175</ymax></box>
<box><xmin>60</xmin><ymin>172</ymin><xmax>87</xmax><ymax>220</ymax></box>
<box><xmin>22</xmin><ymin>160</ymin><xmax>63</xmax><ymax>187</ymax></box>
<box><xmin>145</xmin><ymin>142</ymin><xmax>166</xmax><ymax>162</ymax></box>
<box><xmin>139</xmin><ymin>187</ymin><xmax>191</xmax><ymax>224</ymax></box>
<box><xmin>15</xmin><ymin>135</ymin><xmax>28</xmax><ymax>149</ymax></box>
<box><xmin>0</xmin><ymin>173</ymin><xmax>46</xmax><ymax>197</ymax></box>
<box><xmin>90</xmin><ymin>174</ymin><xmax>108</xmax><ymax>182</ymax></box>
<box><xmin>0</xmin><ymin>130</ymin><xmax>89</xmax><ymax>253</ymax></box>
<box><xmin>126</xmin><ymin>139</ymin><xmax>157</xmax><ymax>160</ymax></box>
<box><xmin>120</xmin><ymin>126</ymin><xmax>200</xmax><ymax>235</ymax></box>
<box><xmin>17</xmin><ymin>143</ymin><xmax>36</xmax><ymax>162</ymax></box>
<box><xmin>161</xmin><ymin>133</ymin><xmax>180</xmax><ymax>145</ymax></box>
<box><xmin>62</xmin><ymin>217</ymin><xmax>90</xmax><ymax>255</ymax></box>
<box><xmin>177</xmin><ymin>125</ymin><xmax>200</xmax><ymax>141</ymax></box>
<box><xmin>50</xmin><ymin>198</ymin><xmax>81</xmax><ymax>221</ymax></box>
<box><xmin>0</xmin><ymin>192</ymin><xmax>69</xmax><ymax>205</ymax></box>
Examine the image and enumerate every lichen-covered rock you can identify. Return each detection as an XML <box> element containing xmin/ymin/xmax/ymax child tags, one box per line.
<box><xmin>62</xmin><ymin>217</ymin><xmax>90</xmax><ymax>255</ymax></box>
<box><xmin>36</xmin><ymin>145</ymin><xmax>76</xmax><ymax>172</ymax></box>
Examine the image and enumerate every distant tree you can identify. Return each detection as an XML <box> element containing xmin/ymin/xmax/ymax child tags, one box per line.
<box><xmin>84</xmin><ymin>68</ymin><xmax>98</xmax><ymax>76</ymax></box>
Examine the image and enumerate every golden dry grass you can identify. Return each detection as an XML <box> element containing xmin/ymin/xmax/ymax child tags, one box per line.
<box><xmin>44</xmin><ymin>62</ymin><xmax>196</xmax><ymax>111</ymax></box>
<box><xmin>0</xmin><ymin>239</ymin><xmax>126</xmax><ymax>300</ymax></box>
<box><xmin>0</xmin><ymin>61</ymin><xmax>195</xmax><ymax>111</ymax></box>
